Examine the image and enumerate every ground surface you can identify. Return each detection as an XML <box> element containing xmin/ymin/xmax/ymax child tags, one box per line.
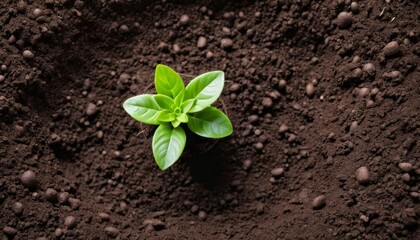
<box><xmin>0</xmin><ymin>0</ymin><xmax>419</xmax><ymax>239</ymax></box>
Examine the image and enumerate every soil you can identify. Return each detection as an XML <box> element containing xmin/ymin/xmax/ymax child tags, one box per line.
<box><xmin>0</xmin><ymin>0</ymin><xmax>419</xmax><ymax>239</ymax></box>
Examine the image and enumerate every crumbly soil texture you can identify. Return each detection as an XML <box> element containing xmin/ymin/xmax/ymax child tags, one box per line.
<box><xmin>0</xmin><ymin>0</ymin><xmax>419</xmax><ymax>239</ymax></box>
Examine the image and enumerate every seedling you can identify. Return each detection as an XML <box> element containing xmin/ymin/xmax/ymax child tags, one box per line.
<box><xmin>123</xmin><ymin>64</ymin><xmax>233</xmax><ymax>170</ymax></box>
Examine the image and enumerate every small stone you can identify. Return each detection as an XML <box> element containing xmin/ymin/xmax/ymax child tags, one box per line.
<box><xmin>105</xmin><ymin>226</ymin><xmax>120</xmax><ymax>237</ymax></box>
<box><xmin>278</xmin><ymin>124</ymin><xmax>289</xmax><ymax>134</ymax></box>
<box><xmin>180</xmin><ymin>15</ymin><xmax>189</xmax><ymax>25</ymax></box>
<box><xmin>64</xmin><ymin>216</ymin><xmax>77</xmax><ymax>229</ymax></box>
<box><xmin>254</xmin><ymin>142</ymin><xmax>264</xmax><ymax>150</ymax></box>
<box><xmin>119</xmin><ymin>24</ymin><xmax>130</xmax><ymax>34</ymax></box>
<box><xmin>17</xmin><ymin>1</ymin><xmax>27</xmax><ymax>13</ymax></box>
<box><xmin>256</xmin><ymin>202</ymin><xmax>265</xmax><ymax>214</ymax></box>
<box><xmin>191</xmin><ymin>205</ymin><xmax>199</xmax><ymax>213</ymax></box>
<box><xmin>312</xmin><ymin>195</ymin><xmax>326</xmax><ymax>210</ymax></box>
<box><xmin>306</xmin><ymin>83</ymin><xmax>315</xmax><ymax>97</ymax></box>
<box><xmin>398</xmin><ymin>162</ymin><xmax>413</xmax><ymax>172</ymax></box>
<box><xmin>54</xmin><ymin>228</ymin><xmax>63</xmax><ymax>238</ymax></box>
<box><xmin>262</xmin><ymin>97</ymin><xmax>273</xmax><ymax>108</ymax></box>
<box><xmin>242</xmin><ymin>159</ymin><xmax>252</xmax><ymax>171</ymax></box>
<box><xmin>248</xmin><ymin>115</ymin><xmax>259</xmax><ymax>123</ymax></box>
<box><xmin>21</xmin><ymin>170</ymin><xmax>37</xmax><ymax>189</ymax></box>
<box><xmin>68</xmin><ymin>197</ymin><xmax>81</xmax><ymax>210</ymax></box>
<box><xmin>99</xmin><ymin>212</ymin><xmax>110</xmax><ymax>221</ymax></box>
<box><xmin>402</xmin><ymin>173</ymin><xmax>410</xmax><ymax>182</ymax></box>
<box><xmin>362</xmin><ymin>63</ymin><xmax>375</xmax><ymax>74</ymax></box>
<box><xmin>0</xmin><ymin>75</ymin><xmax>5</xmax><ymax>82</ymax></box>
<box><xmin>33</xmin><ymin>8</ymin><xmax>43</xmax><ymax>17</ymax></box>
<box><xmin>278</xmin><ymin>79</ymin><xmax>287</xmax><ymax>88</ymax></box>
<box><xmin>58</xmin><ymin>192</ymin><xmax>69</xmax><ymax>203</ymax></box>
<box><xmin>356</xmin><ymin>166</ymin><xmax>370</xmax><ymax>185</ymax></box>
<box><xmin>13</xmin><ymin>202</ymin><xmax>23</xmax><ymax>215</ymax></box>
<box><xmin>143</xmin><ymin>219</ymin><xmax>165</xmax><ymax>230</ymax></box>
<box><xmin>86</xmin><ymin>103</ymin><xmax>98</xmax><ymax>116</ymax></box>
<box><xmin>350</xmin><ymin>2</ymin><xmax>359</xmax><ymax>13</ymax></box>
<box><xmin>229</xmin><ymin>83</ymin><xmax>240</xmax><ymax>92</ymax></box>
<box><xmin>221</xmin><ymin>38</ymin><xmax>233</xmax><ymax>49</ymax></box>
<box><xmin>45</xmin><ymin>188</ymin><xmax>58</xmax><ymax>202</ymax></box>
<box><xmin>349</xmin><ymin>121</ymin><xmax>358</xmax><ymax>133</ymax></box>
<box><xmin>358</xmin><ymin>87</ymin><xmax>370</xmax><ymax>97</ymax></box>
<box><xmin>197</xmin><ymin>37</ymin><xmax>207</xmax><ymax>49</ymax></box>
<box><xmin>370</xmin><ymin>88</ymin><xmax>380</xmax><ymax>96</ymax></box>
<box><xmin>271</xmin><ymin>167</ymin><xmax>284</xmax><ymax>177</ymax></box>
<box><xmin>23</xmin><ymin>50</ymin><xmax>35</xmax><ymax>60</ymax></box>
<box><xmin>337</xmin><ymin>12</ymin><xmax>352</xmax><ymax>29</ymax></box>
<box><xmin>198</xmin><ymin>211</ymin><xmax>207</xmax><ymax>221</ymax></box>
<box><xmin>383</xmin><ymin>41</ymin><xmax>400</xmax><ymax>57</ymax></box>
<box><xmin>172</xmin><ymin>44</ymin><xmax>181</xmax><ymax>53</ymax></box>
<box><xmin>287</xmin><ymin>134</ymin><xmax>297</xmax><ymax>142</ymax></box>
<box><xmin>3</xmin><ymin>227</ymin><xmax>17</xmax><ymax>236</ymax></box>
<box><xmin>206</xmin><ymin>51</ymin><xmax>213</xmax><ymax>58</ymax></box>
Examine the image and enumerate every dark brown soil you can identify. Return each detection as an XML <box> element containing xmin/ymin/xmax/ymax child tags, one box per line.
<box><xmin>1</xmin><ymin>0</ymin><xmax>419</xmax><ymax>239</ymax></box>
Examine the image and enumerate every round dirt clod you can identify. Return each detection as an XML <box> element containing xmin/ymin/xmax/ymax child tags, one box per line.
<box><xmin>58</xmin><ymin>192</ymin><xmax>69</xmax><ymax>204</ymax></box>
<box><xmin>86</xmin><ymin>103</ymin><xmax>98</xmax><ymax>116</ymax></box>
<box><xmin>21</xmin><ymin>170</ymin><xmax>37</xmax><ymax>189</ymax></box>
<box><xmin>356</xmin><ymin>166</ymin><xmax>370</xmax><ymax>185</ymax></box>
<box><xmin>306</xmin><ymin>83</ymin><xmax>315</xmax><ymax>97</ymax></box>
<box><xmin>383</xmin><ymin>41</ymin><xmax>400</xmax><ymax>57</ymax></box>
<box><xmin>278</xmin><ymin>123</ymin><xmax>289</xmax><ymax>134</ymax></box>
<box><xmin>17</xmin><ymin>1</ymin><xmax>27</xmax><ymax>13</ymax></box>
<box><xmin>13</xmin><ymin>202</ymin><xmax>23</xmax><ymax>215</ymax></box>
<box><xmin>350</xmin><ymin>2</ymin><xmax>359</xmax><ymax>13</ymax></box>
<box><xmin>0</xmin><ymin>75</ymin><xmax>5</xmax><ymax>83</ymax></box>
<box><xmin>105</xmin><ymin>226</ymin><xmax>120</xmax><ymax>237</ymax></box>
<box><xmin>312</xmin><ymin>195</ymin><xmax>326</xmax><ymax>210</ymax></box>
<box><xmin>337</xmin><ymin>12</ymin><xmax>352</xmax><ymax>29</ymax></box>
<box><xmin>362</xmin><ymin>63</ymin><xmax>375</xmax><ymax>74</ymax></box>
<box><xmin>3</xmin><ymin>226</ymin><xmax>17</xmax><ymax>236</ymax></box>
<box><xmin>180</xmin><ymin>14</ymin><xmax>189</xmax><ymax>25</ymax></box>
<box><xmin>221</xmin><ymin>38</ymin><xmax>233</xmax><ymax>49</ymax></box>
<box><xmin>45</xmin><ymin>188</ymin><xmax>58</xmax><ymax>202</ymax></box>
<box><xmin>23</xmin><ymin>50</ymin><xmax>35</xmax><ymax>60</ymax></box>
<box><xmin>198</xmin><ymin>211</ymin><xmax>207</xmax><ymax>221</ymax></box>
<box><xmin>197</xmin><ymin>36</ymin><xmax>207</xmax><ymax>49</ymax></box>
<box><xmin>33</xmin><ymin>8</ymin><xmax>43</xmax><ymax>17</ymax></box>
<box><xmin>64</xmin><ymin>216</ymin><xmax>77</xmax><ymax>229</ymax></box>
<box><xmin>398</xmin><ymin>162</ymin><xmax>413</xmax><ymax>172</ymax></box>
<box><xmin>271</xmin><ymin>167</ymin><xmax>284</xmax><ymax>177</ymax></box>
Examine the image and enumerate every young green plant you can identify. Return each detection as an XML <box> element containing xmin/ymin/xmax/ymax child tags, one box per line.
<box><xmin>123</xmin><ymin>64</ymin><xmax>233</xmax><ymax>170</ymax></box>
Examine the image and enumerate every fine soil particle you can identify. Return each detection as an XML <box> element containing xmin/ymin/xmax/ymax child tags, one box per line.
<box><xmin>0</xmin><ymin>0</ymin><xmax>419</xmax><ymax>239</ymax></box>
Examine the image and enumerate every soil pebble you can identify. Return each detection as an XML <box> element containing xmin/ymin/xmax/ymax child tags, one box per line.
<box><xmin>105</xmin><ymin>226</ymin><xmax>120</xmax><ymax>237</ymax></box>
<box><xmin>54</xmin><ymin>228</ymin><xmax>63</xmax><ymax>238</ymax></box>
<box><xmin>271</xmin><ymin>167</ymin><xmax>284</xmax><ymax>178</ymax></box>
<box><xmin>312</xmin><ymin>195</ymin><xmax>326</xmax><ymax>210</ymax></box>
<box><xmin>69</xmin><ymin>197</ymin><xmax>81</xmax><ymax>209</ymax></box>
<box><xmin>278</xmin><ymin>124</ymin><xmax>289</xmax><ymax>133</ymax></box>
<box><xmin>99</xmin><ymin>212</ymin><xmax>110</xmax><ymax>221</ymax></box>
<box><xmin>45</xmin><ymin>188</ymin><xmax>58</xmax><ymax>202</ymax></box>
<box><xmin>197</xmin><ymin>37</ymin><xmax>207</xmax><ymax>49</ymax></box>
<box><xmin>306</xmin><ymin>83</ymin><xmax>315</xmax><ymax>97</ymax></box>
<box><xmin>17</xmin><ymin>1</ymin><xmax>27</xmax><ymax>13</ymax></box>
<box><xmin>13</xmin><ymin>202</ymin><xmax>23</xmax><ymax>215</ymax></box>
<box><xmin>355</xmin><ymin>166</ymin><xmax>370</xmax><ymax>185</ymax></box>
<box><xmin>198</xmin><ymin>211</ymin><xmax>207</xmax><ymax>221</ymax></box>
<box><xmin>398</xmin><ymin>162</ymin><xmax>413</xmax><ymax>172</ymax></box>
<box><xmin>23</xmin><ymin>50</ymin><xmax>35</xmax><ymax>60</ymax></box>
<box><xmin>242</xmin><ymin>159</ymin><xmax>252</xmax><ymax>171</ymax></box>
<box><xmin>33</xmin><ymin>8</ymin><xmax>43</xmax><ymax>17</ymax></box>
<box><xmin>0</xmin><ymin>75</ymin><xmax>4</xmax><ymax>82</ymax></box>
<box><xmin>358</xmin><ymin>87</ymin><xmax>370</xmax><ymax>97</ymax></box>
<box><xmin>401</xmin><ymin>173</ymin><xmax>410</xmax><ymax>182</ymax></box>
<box><xmin>58</xmin><ymin>192</ymin><xmax>69</xmax><ymax>203</ymax></box>
<box><xmin>262</xmin><ymin>97</ymin><xmax>273</xmax><ymax>108</ymax></box>
<box><xmin>86</xmin><ymin>103</ymin><xmax>98</xmax><ymax>116</ymax></box>
<box><xmin>383</xmin><ymin>41</ymin><xmax>400</xmax><ymax>57</ymax></box>
<box><xmin>221</xmin><ymin>38</ymin><xmax>233</xmax><ymax>49</ymax></box>
<box><xmin>350</xmin><ymin>2</ymin><xmax>359</xmax><ymax>13</ymax></box>
<box><xmin>21</xmin><ymin>170</ymin><xmax>37</xmax><ymax>189</ymax></box>
<box><xmin>143</xmin><ymin>219</ymin><xmax>165</xmax><ymax>230</ymax></box>
<box><xmin>180</xmin><ymin>15</ymin><xmax>190</xmax><ymax>25</ymax></box>
<box><xmin>3</xmin><ymin>226</ymin><xmax>17</xmax><ymax>236</ymax></box>
<box><xmin>337</xmin><ymin>12</ymin><xmax>352</xmax><ymax>29</ymax></box>
<box><xmin>362</xmin><ymin>63</ymin><xmax>375</xmax><ymax>73</ymax></box>
<box><xmin>64</xmin><ymin>216</ymin><xmax>77</xmax><ymax>229</ymax></box>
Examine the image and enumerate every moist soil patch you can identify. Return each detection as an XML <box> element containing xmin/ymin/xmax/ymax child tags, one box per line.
<box><xmin>0</xmin><ymin>0</ymin><xmax>419</xmax><ymax>239</ymax></box>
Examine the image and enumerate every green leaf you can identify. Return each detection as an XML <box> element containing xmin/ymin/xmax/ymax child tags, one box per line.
<box><xmin>185</xmin><ymin>71</ymin><xmax>224</xmax><ymax>113</ymax></box>
<box><xmin>188</xmin><ymin>107</ymin><xmax>233</xmax><ymax>138</ymax></box>
<box><xmin>155</xmin><ymin>64</ymin><xmax>185</xmax><ymax>99</ymax></box>
<box><xmin>182</xmin><ymin>99</ymin><xmax>195</xmax><ymax>113</ymax></box>
<box><xmin>123</xmin><ymin>94</ymin><xmax>161</xmax><ymax>125</ymax></box>
<box><xmin>171</xmin><ymin>120</ymin><xmax>181</xmax><ymax>128</ymax></box>
<box><xmin>157</xmin><ymin>110</ymin><xmax>176</xmax><ymax>122</ymax></box>
<box><xmin>174</xmin><ymin>90</ymin><xmax>184</xmax><ymax>108</ymax></box>
<box><xmin>152</xmin><ymin>124</ymin><xmax>186</xmax><ymax>170</ymax></box>
<box><xmin>176</xmin><ymin>113</ymin><xmax>188</xmax><ymax>123</ymax></box>
<box><xmin>154</xmin><ymin>94</ymin><xmax>174</xmax><ymax>110</ymax></box>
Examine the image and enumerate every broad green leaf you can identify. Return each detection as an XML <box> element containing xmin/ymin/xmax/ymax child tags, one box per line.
<box><xmin>177</xmin><ymin>113</ymin><xmax>188</xmax><ymax>123</ymax></box>
<box><xmin>185</xmin><ymin>71</ymin><xmax>224</xmax><ymax>113</ymax></box>
<box><xmin>171</xmin><ymin>120</ymin><xmax>181</xmax><ymax>128</ymax></box>
<box><xmin>155</xmin><ymin>64</ymin><xmax>185</xmax><ymax>99</ymax></box>
<box><xmin>182</xmin><ymin>99</ymin><xmax>195</xmax><ymax>113</ymax></box>
<box><xmin>188</xmin><ymin>107</ymin><xmax>233</xmax><ymax>138</ymax></box>
<box><xmin>157</xmin><ymin>110</ymin><xmax>176</xmax><ymax>122</ymax></box>
<box><xmin>152</xmin><ymin>124</ymin><xmax>186</xmax><ymax>170</ymax></box>
<box><xmin>174</xmin><ymin>90</ymin><xmax>185</xmax><ymax>108</ymax></box>
<box><xmin>154</xmin><ymin>94</ymin><xmax>174</xmax><ymax>110</ymax></box>
<box><xmin>123</xmin><ymin>94</ymin><xmax>161</xmax><ymax>125</ymax></box>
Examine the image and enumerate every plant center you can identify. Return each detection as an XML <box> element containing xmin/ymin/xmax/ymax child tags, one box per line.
<box><xmin>174</xmin><ymin>107</ymin><xmax>181</xmax><ymax>115</ymax></box>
